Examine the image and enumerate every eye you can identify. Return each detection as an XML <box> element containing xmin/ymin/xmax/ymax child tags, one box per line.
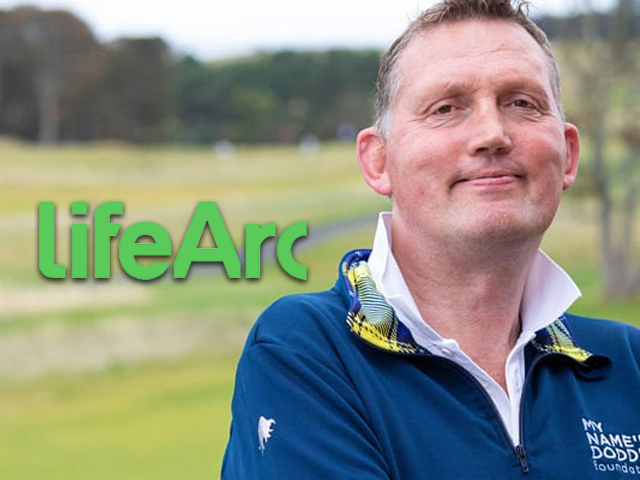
<box><xmin>512</xmin><ymin>98</ymin><xmax>536</xmax><ymax>109</ymax></box>
<box><xmin>423</xmin><ymin>99</ymin><xmax>465</xmax><ymax>126</ymax></box>
<box><xmin>434</xmin><ymin>104</ymin><xmax>454</xmax><ymax>115</ymax></box>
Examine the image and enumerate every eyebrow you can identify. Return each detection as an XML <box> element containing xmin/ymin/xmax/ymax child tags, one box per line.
<box><xmin>491</xmin><ymin>76</ymin><xmax>551</xmax><ymax>98</ymax></box>
<box><xmin>413</xmin><ymin>75</ymin><xmax>553</xmax><ymax>104</ymax></box>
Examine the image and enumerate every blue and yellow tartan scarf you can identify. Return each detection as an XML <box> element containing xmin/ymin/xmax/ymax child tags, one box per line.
<box><xmin>341</xmin><ymin>250</ymin><xmax>598</xmax><ymax>364</ymax></box>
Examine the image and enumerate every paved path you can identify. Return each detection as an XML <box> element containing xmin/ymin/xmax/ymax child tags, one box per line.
<box><xmin>187</xmin><ymin>212</ymin><xmax>378</xmax><ymax>277</ymax></box>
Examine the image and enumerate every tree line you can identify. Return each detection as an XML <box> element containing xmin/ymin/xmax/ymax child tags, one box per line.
<box><xmin>2</xmin><ymin>6</ymin><xmax>638</xmax><ymax>146</ymax></box>
<box><xmin>0</xmin><ymin>7</ymin><xmax>379</xmax><ymax>145</ymax></box>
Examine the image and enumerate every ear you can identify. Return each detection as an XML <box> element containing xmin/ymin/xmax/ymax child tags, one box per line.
<box><xmin>562</xmin><ymin>122</ymin><xmax>580</xmax><ymax>190</ymax></box>
<box><xmin>356</xmin><ymin>127</ymin><xmax>392</xmax><ymax>196</ymax></box>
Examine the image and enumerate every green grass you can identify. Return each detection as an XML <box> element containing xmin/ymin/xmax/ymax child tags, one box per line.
<box><xmin>0</xmin><ymin>138</ymin><xmax>638</xmax><ymax>479</ymax></box>
<box><xmin>0</xmin><ymin>228</ymin><xmax>374</xmax><ymax>479</ymax></box>
<box><xmin>0</xmin><ymin>351</ymin><xmax>237</xmax><ymax>480</ymax></box>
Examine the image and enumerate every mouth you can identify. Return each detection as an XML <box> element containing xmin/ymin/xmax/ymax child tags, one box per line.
<box><xmin>453</xmin><ymin>171</ymin><xmax>523</xmax><ymax>188</ymax></box>
<box><xmin>466</xmin><ymin>174</ymin><xmax>520</xmax><ymax>186</ymax></box>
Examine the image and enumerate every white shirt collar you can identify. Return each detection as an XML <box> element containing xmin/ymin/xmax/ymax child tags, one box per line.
<box><xmin>368</xmin><ymin>211</ymin><xmax>582</xmax><ymax>445</ymax></box>
<box><xmin>368</xmin><ymin>211</ymin><xmax>582</xmax><ymax>347</ymax></box>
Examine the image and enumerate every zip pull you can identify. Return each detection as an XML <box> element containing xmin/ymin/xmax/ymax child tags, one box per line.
<box><xmin>515</xmin><ymin>445</ymin><xmax>530</xmax><ymax>474</ymax></box>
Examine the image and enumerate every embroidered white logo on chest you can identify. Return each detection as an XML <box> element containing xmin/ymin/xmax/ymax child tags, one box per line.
<box><xmin>258</xmin><ymin>416</ymin><xmax>276</xmax><ymax>454</ymax></box>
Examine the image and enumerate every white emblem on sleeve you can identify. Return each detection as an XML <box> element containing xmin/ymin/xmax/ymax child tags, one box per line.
<box><xmin>258</xmin><ymin>416</ymin><xmax>276</xmax><ymax>454</ymax></box>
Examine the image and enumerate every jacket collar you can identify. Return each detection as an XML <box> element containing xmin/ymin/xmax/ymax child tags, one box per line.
<box><xmin>340</xmin><ymin>249</ymin><xmax>610</xmax><ymax>371</ymax></box>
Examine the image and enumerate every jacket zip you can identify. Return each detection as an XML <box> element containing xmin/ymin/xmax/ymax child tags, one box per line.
<box><xmin>351</xmin><ymin>334</ymin><xmax>553</xmax><ymax>475</ymax></box>
<box><xmin>515</xmin><ymin>445</ymin><xmax>530</xmax><ymax>473</ymax></box>
<box><xmin>357</xmin><ymin>337</ymin><xmax>534</xmax><ymax>474</ymax></box>
<box><xmin>436</xmin><ymin>357</ymin><xmax>535</xmax><ymax>475</ymax></box>
<box><xmin>514</xmin><ymin>353</ymin><xmax>550</xmax><ymax>474</ymax></box>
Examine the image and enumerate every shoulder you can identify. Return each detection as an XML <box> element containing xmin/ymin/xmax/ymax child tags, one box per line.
<box><xmin>564</xmin><ymin>313</ymin><xmax>640</xmax><ymax>357</ymax></box>
<box><xmin>244</xmin><ymin>281</ymin><xmax>352</xmax><ymax>351</ymax></box>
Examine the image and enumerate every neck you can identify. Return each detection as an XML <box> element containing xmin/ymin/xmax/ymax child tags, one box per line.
<box><xmin>392</xmin><ymin>230</ymin><xmax>540</xmax><ymax>389</ymax></box>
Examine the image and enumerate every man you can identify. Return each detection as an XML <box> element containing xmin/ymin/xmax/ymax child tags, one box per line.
<box><xmin>223</xmin><ymin>1</ymin><xmax>640</xmax><ymax>478</ymax></box>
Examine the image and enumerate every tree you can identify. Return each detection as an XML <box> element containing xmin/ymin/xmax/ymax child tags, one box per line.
<box><xmin>1</xmin><ymin>7</ymin><xmax>104</xmax><ymax>144</ymax></box>
<box><xmin>97</xmin><ymin>37</ymin><xmax>174</xmax><ymax>142</ymax></box>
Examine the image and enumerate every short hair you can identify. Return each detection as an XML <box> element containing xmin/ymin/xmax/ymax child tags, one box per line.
<box><xmin>375</xmin><ymin>0</ymin><xmax>562</xmax><ymax>137</ymax></box>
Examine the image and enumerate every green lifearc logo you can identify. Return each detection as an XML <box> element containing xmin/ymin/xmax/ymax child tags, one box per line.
<box><xmin>38</xmin><ymin>201</ymin><xmax>308</xmax><ymax>281</ymax></box>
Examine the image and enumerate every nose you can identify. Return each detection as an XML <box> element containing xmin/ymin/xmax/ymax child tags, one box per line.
<box><xmin>466</xmin><ymin>103</ymin><xmax>513</xmax><ymax>156</ymax></box>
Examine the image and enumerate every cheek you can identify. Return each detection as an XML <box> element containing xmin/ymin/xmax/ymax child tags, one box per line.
<box><xmin>523</xmin><ymin>133</ymin><xmax>568</xmax><ymax>182</ymax></box>
<box><xmin>384</xmin><ymin>127</ymin><xmax>468</xmax><ymax>201</ymax></box>
<box><xmin>387</xmin><ymin>154</ymin><xmax>438</xmax><ymax>204</ymax></box>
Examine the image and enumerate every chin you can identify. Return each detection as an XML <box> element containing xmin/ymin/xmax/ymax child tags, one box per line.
<box><xmin>460</xmin><ymin>213</ymin><xmax>552</xmax><ymax>245</ymax></box>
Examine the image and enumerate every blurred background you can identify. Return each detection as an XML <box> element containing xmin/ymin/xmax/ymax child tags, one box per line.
<box><xmin>0</xmin><ymin>0</ymin><xmax>638</xmax><ymax>478</ymax></box>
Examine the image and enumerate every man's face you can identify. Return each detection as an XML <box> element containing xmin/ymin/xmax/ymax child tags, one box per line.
<box><xmin>358</xmin><ymin>19</ymin><xmax>580</xmax><ymax>248</ymax></box>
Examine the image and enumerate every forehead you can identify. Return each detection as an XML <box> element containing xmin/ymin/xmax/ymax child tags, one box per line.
<box><xmin>396</xmin><ymin>19</ymin><xmax>552</xmax><ymax>93</ymax></box>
